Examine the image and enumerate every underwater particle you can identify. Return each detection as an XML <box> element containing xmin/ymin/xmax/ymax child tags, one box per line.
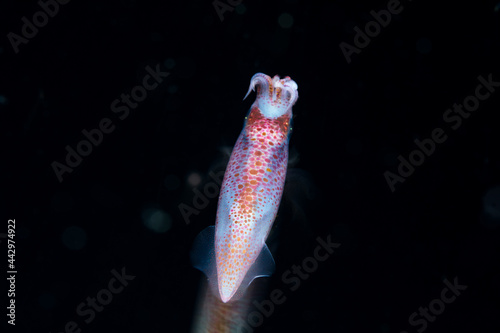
<box><xmin>481</xmin><ymin>186</ymin><xmax>500</xmax><ymax>227</ymax></box>
<box><xmin>142</xmin><ymin>208</ymin><xmax>172</xmax><ymax>233</ymax></box>
<box><xmin>176</xmin><ymin>57</ymin><xmax>197</xmax><ymax>79</ymax></box>
<box><xmin>17</xmin><ymin>226</ymin><xmax>30</xmax><ymax>239</ymax></box>
<box><xmin>188</xmin><ymin>172</ymin><xmax>202</xmax><ymax>186</ymax></box>
<box><xmin>165</xmin><ymin>94</ymin><xmax>181</xmax><ymax>111</ymax></box>
<box><xmin>203</xmin><ymin>15</ymin><xmax>214</xmax><ymax>26</ymax></box>
<box><xmin>495</xmin><ymin>2</ymin><xmax>500</xmax><ymax>12</ymax></box>
<box><xmin>164</xmin><ymin>58</ymin><xmax>176</xmax><ymax>70</ymax></box>
<box><xmin>484</xmin><ymin>186</ymin><xmax>500</xmax><ymax>218</ymax></box>
<box><xmin>235</xmin><ymin>4</ymin><xmax>246</xmax><ymax>14</ymax></box>
<box><xmin>39</xmin><ymin>291</ymin><xmax>56</xmax><ymax>310</ymax></box>
<box><xmin>346</xmin><ymin>138</ymin><xmax>363</xmax><ymax>155</ymax></box>
<box><xmin>416</xmin><ymin>37</ymin><xmax>432</xmax><ymax>54</ymax></box>
<box><xmin>167</xmin><ymin>84</ymin><xmax>178</xmax><ymax>94</ymax></box>
<box><xmin>0</xmin><ymin>94</ymin><xmax>7</xmax><ymax>105</ymax></box>
<box><xmin>89</xmin><ymin>183</ymin><xmax>123</xmax><ymax>209</ymax></box>
<box><xmin>278</xmin><ymin>13</ymin><xmax>294</xmax><ymax>29</ymax></box>
<box><xmin>61</xmin><ymin>226</ymin><xmax>87</xmax><ymax>250</ymax></box>
<box><xmin>164</xmin><ymin>174</ymin><xmax>181</xmax><ymax>190</ymax></box>
<box><xmin>383</xmin><ymin>151</ymin><xmax>398</xmax><ymax>167</ymax></box>
<box><xmin>150</xmin><ymin>31</ymin><xmax>163</xmax><ymax>42</ymax></box>
<box><xmin>51</xmin><ymin>191</ymin><xmax>75</xmax><ymax>213</ymax></box>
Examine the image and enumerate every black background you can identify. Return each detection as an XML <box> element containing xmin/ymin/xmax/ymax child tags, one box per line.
<box><xmin>1</xmin><ymin>0</ymin><xmax>500</xmax><ymax>332</ymax></box>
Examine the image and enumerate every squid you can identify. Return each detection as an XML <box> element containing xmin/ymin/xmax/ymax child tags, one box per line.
<box><xmin>191</xmin><ymin>73</ymin><xmax>299</xmax><ymax>304</ymax></box>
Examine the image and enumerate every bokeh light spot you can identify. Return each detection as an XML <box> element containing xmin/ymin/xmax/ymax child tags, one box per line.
<box><xmin>278</xmin><ymin>13</ymin><xmax>294</xmax><ymax>29</ymax></box>
<box><xmin>39</xmin><ymin>291</ymin><xmax>56</xmax><ymax>310</ymax></box>
<box><xmin>61</xmin><ymin>226</ymin><xmax>87</xmax><ymax>250</ymax></box>
<box><xmin>164</xmin><ymin>58</ymin><xmax>176</xmax><ymax>70</ymax></box>
<box><xmin>416</xmin><ymin>38</ymin><xmax>432</xmax><ymax>54</ymax></box>
<box><xmin>236</xmin><ymin>4</ymin><xmax>247</xmax><ymax>14</ymax></box>
<box><xmin>188</xmin><ymin>172</ymin><xmax>202</xmax><ymax>187</ymax></box>
<box><xmin>142</xmin><ymin>208</ymin><xmax>172</xmax><ymax>233</ymax></box>
<box><xmin>167</xmin><ymin>84</ymin><xmax>178</xmax><ymax>94</ymax></box>
<box><xmin>483</xmin><ymin>186</ymin><xmax>500</xmax><ymax>219</ymax></box>
<box><xmin>164</xmin><ymin>174</ymin><xmax>181</xmax><ymax>190</ymax></box>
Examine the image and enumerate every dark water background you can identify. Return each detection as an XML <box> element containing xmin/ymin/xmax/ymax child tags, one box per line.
<box><xmin>1</xmin><ymin>0</ymin><xmax>500</xmax><ymax>332</ymax></box>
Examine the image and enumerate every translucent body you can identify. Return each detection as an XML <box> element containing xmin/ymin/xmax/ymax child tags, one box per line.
<box><xmin>192</xmin><ymin>73</ymin><xmax>299</xmax><ymax>303</ymax></box>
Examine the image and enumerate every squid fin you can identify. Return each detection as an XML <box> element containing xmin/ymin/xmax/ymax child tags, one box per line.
<box><xmin>191</xmin><ymin>226</ymin><xmax>275</xmax><ymax>302</ymax></box>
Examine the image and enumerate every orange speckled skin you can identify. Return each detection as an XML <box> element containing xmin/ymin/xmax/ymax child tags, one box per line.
<box><xmin>215</xmin><ymin>74</ymin><xmax>297</xmax><ymax>302</ymax></box>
